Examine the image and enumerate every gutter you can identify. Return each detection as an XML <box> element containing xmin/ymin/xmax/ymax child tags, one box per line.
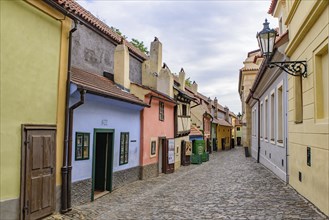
<box><xmin>61</xmin><ymin>20</ymin><xmax>78</xmax><ymax>213</ymax></box>
<box><xmin>67</xmin><ymin>89</ymin><xmax>86</xmax><ymax>210</ymax></box>
<box><xmin>203</xmin><ymin>112</ymin><xmax>213</xmax><ymax>152</ymax></box>
<box><xmin>148</xmin><ymin>94</ymin><xmax>176</xmax><ymax>106</ymax></box>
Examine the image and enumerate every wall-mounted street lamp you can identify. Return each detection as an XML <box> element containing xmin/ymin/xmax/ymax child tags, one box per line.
<box><xmin>257</xmin><ymin>19</ymin><xmax>307</xmax><ymax>78</ymax></box>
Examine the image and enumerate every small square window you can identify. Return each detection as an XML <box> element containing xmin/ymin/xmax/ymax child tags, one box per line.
<box><xmin>150</xmin><ymin>141</ymin><xmax>156</xmax><ymax>157</ymax></box>
<box><xmin>75</xmin><ymin>132</ymin><xmax>90</xmax><ymax>160</ymax></box>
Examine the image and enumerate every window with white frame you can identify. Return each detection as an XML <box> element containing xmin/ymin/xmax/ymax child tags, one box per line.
<box><xmin>270</xmin><ymin>92</ymin><xmax>275</xmax><ymax>142</ymax></box>
<box><xmin>265</xmin><ymin>98</ymin><xmax>268</xmax><ymax>140</ymax></box>
<box><xmin>277</xmin><ymin>85</ymin><xmax>283</xmax><ymax>144</ymax></box>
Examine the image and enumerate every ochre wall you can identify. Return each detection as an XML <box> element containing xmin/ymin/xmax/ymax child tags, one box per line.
<box><xmin>0</xmin><ymin>0</ymin><xmax>70</xmax><ymax>200</ymax></box>
<box><xmin>216</xmin><ymin>125</ymin><xmax>231</xmax><ymax>150</ymax></box>
<box><xmin>285</xmin><ymin>1</ymin><xmax>329</xmax><ymax>216</ymax></box>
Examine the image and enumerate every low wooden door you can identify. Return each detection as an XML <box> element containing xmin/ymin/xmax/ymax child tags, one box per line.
<box><xmin>21</xmin><ymin>126</ymin><xmax>56</xmax><ymax>220</ymax></box>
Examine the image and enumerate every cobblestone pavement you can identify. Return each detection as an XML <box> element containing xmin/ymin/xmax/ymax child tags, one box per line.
<box><xmin>46</xmin><ymin>147</ymin><xmax>327</xmax><ymax>220</ymax></box>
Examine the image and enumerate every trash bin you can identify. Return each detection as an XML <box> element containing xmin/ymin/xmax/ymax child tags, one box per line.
<box><xmin>201</xmin><ymin>152</ymin><xmax>209</xmax><ymax>162</ymax></box>
<box><xmin>244</xmin><ymin>147</ymin><xmax>250</xmax><ymax>157</ymax></box>
<box><xmin>191</xmin><ymin>154</ymin><xmax>202</xmax><ymax>164</ymax></box>
<box><xmin>192</xmin><ymin>140</ymin><xmax>205</xmax><ymax>155</ymax></box>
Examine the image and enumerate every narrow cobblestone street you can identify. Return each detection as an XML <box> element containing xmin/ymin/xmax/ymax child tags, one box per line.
<box><xmin>48</xmin><ymin>147</ymin><xmax>326</xmax><ymax>220</ymax></box>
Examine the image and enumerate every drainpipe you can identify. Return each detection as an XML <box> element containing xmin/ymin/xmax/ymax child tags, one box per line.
<box><xmin>250</xmin><ymin>90</ymin><xmax>260</xmax><ymax>163</ymax></box>
<box><xmin>61</xmin><ymin>20</ymin><xmax>78</xmax><ymax>213</ymax></box>
<box><xmin>210</xmin><ymin>115</ymin><xmax>213</xmax><ymax>147</ymax></box>
<box><xmin>67</xmin><ymin>89</ymin><xmax>85</xmax><ymax>210</ymax></box>
<box><xmin>203</xmin><ymin>112</ymin><xmax>213</xmax><ymax>152</ymax></box>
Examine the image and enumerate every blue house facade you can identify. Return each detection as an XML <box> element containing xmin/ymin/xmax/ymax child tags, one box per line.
<box><xmin>69</xmin><ymin>67</ymin><xmax>147</xmax><ymax>205</ymax></box>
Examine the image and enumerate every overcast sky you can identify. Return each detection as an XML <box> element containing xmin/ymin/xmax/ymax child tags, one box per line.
<box><xmin>77</xmin><ymin>0</ymin><xmax>277</xmax><ymax>114</ymax></box>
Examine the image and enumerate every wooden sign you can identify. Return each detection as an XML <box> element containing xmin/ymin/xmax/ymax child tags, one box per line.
<box><xmin>185</xmin><ymin>141</ymin><xmax>192</xmax><ymax>156</ymax></box>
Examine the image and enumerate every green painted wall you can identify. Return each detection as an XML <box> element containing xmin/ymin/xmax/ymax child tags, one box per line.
<box><xmin>0</xmin><ymin>0</ymin><xmax>61</xmax><ymax>200</ymax></box>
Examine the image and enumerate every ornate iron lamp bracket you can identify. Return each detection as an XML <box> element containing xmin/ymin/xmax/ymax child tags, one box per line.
<box><xmin>268</xmin><ymin>61</ymin><xmax>307</xmax><ymax>78</ymax></box>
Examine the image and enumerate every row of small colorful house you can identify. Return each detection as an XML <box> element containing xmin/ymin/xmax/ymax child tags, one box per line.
<box><xmin>0</xmin><ymin>1</ymin><xmax>239</xmax><ymax>219</ymax></box>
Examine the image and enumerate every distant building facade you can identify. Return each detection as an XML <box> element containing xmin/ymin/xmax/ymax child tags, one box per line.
<box><xmin>238</xmin><ymin>50</ymin><xmax>264</xmax><ymax>153</ymax></box>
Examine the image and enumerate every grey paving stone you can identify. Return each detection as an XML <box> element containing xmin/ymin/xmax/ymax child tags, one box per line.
<box><xmin>45</xmin><ymin>147</ymin><xmax>327</xmax><ymax>220</ymax></box>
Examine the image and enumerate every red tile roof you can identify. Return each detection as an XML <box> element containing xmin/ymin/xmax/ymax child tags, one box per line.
<box><xmin>213</xmin><ymin>118</ymin><xmax>232</xmax><ymax>127</ymax></box>
<box><xmin>131</xmin><ymin>83</ymin><xmax>176</xmax><ymax>104</ymax></box>
<box><xmin>71</xmin><ymin>67</ymin><xmax>148</xmax><ymax>107</ymax></box>
<box><xmin>190</xmin><ymin>125</ymin><xmax>203</xmax><ymax>136</ymax></box>
<box><xmin>268</xmin><ymin>0</ymin><xmax>278</xmax><ymax>15</ymax></box>
<box><xmin>52</xmin><ymin>0</ymin><xmax>148</xmax><ymax>60</ymax></box>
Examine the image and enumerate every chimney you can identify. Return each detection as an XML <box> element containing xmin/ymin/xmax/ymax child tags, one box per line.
<box><xmin>207</xmin><ymin>97</ymin><xmax>212</xmax><ymax>113</ymax></box>
<box><xmin>114</xmin><ymin>42</ymin><xmax>130</xmax><ymax>90</ymax></box>
<box><xmin>224</xmin><ymin>106</ymin><xmax>230</xmax><ymax>122</ymax></box>
<box><xmin>150</xmin><ymin>37</ymin><xmax>162</xmax><ymax>75</ymax></box>
<box><xmin>179</xmin><ymin>68</ymin><xmax>186</xmax><ymax>91</ymax></box>
<box><xmin>190</xmin><ymin>81</ymin><xmax>198</xmax><ymax>94</ymax></box>
<box><xmin>214</xmin><ymin>97</ymin><xmax>218</xmax><ymax>119</ymax></box>
<box><xmin>157</xmin><ymin>63</ymin><xmax>174</xmax><ymax>98</ymax></box>
<box><xmin>142</xmin><ymin>37</ymin><xmax>162</xmax><ymax>89</ymax></box>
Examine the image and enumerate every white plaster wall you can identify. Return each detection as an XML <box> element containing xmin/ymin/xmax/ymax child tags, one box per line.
<box><xmin>70</xmin><ymin>92</ymin><xmax>143</xmax><ymax>182</ymax></box>
<box><xmin>251</xmin><ymin>73</ymin><xmax>288</xmax><ymax>182</ymax></box>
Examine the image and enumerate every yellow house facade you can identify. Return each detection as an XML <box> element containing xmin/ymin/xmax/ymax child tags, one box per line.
<box><xmin>0</xmin><ymin>1</ymin><xmax>71</xmax><ymax>219</ymax></box>
<box><xmin>216</xmin><ymin>122</ymin><xmax>232</xmax><ymax>150</ymax></box>
<box><xmin>283</xmin><ymin>0</ymin><xmax>328</xmax><ymax>216</ymax></box>
<box><xmin>238</xmin><ymin>50</ymin><xmax>264</xmax><ymax>152</ymax></box>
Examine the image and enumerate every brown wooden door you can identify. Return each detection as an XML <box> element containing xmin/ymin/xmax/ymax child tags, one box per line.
<box><xmin>22</xmin><ymin>126</ymin><xmax>56</xmax><ymax>220</ymax></box>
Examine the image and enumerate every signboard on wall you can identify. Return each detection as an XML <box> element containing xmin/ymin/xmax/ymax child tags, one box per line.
<box><xmin>168</xmin><ymin>139</ymin><xmax>175</xmax><ymax>164</ymax></box>
<box><xmin>185</xmin><ymin>141</ymin><xmax>192</xmax><ymax>156</ymax></box>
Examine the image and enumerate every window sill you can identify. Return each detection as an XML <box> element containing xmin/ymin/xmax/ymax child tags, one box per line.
<box><xmin>75</xmin><ymin>158</ymin><xmax>90</xmax><ymax>161</ymax></box>
<box><xmin>277</xmin><ymin>142</ymin><xmax>284</xmax><ymax>147</ymax></box>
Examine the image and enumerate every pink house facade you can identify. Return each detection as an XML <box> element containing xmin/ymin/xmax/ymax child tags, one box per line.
<box><xmin>130</xmin><ymin>38</ymin><xmax>176</xmax><ymax>179</ymax></box>
<box><xmin>139</xmin><ymin>87</ymin><xmax>175</xmax><ymax>179</ymax></box>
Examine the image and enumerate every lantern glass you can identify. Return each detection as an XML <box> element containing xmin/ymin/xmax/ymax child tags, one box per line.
<box><xmin>257</xmin><ymin>19</ymin><xmax>277</xmax><ymax>57</ymax></box>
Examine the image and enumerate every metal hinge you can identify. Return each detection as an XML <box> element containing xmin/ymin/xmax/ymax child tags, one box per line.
<box><xmin>24</xmin><ymin>136</ymin><xmax>30</xmax><ymax>145</ymax></box>
<box><xmin>23</xmin><ymin>200</ymin><xmax>29</xmax><ymax>214</ymax></box>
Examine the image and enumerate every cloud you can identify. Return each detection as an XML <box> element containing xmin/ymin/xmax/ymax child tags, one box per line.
<box><xmin>76</xmin><ymin>0</ymin><xmax>277</xmax><ymax>114</ymax></box>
